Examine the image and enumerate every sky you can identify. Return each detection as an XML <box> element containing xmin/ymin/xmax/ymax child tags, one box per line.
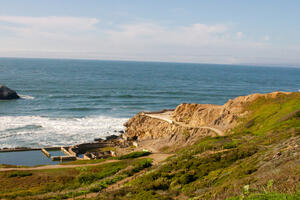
<box><xmin>0</xmin><ymin>0</ymin><xmax>300</xmax><ymax>66</ymax></box>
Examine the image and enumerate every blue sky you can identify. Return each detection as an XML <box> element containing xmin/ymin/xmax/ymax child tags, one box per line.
<box><xmin>0</xmin><ymin>0</ymin><xmax>300</xmax><ymax>66</ymax></box>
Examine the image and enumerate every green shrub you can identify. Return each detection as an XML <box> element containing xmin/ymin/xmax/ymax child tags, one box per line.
<box><xmin>124</xmin><ymin>159</ymin><xmax>152</xmax><ymax>176</ymax></box>
<box><xmin>227</xmin><ymin>191</ymin><xmax>300</xmax><ymax>200</ymax></box>
<box><xmin>8</xmin><ymin>171</ymin><xmax>32</xmax><ymax>178</ymax></box>
<box><xmin>179</xmin><ymin>173</ymin><xmax>196</xmax><ymax>184</ymax></box>
<box><xmin>77</xmin><ymin>173</ymin><xmax>98</xmax><ymax>184</ymax></box>
<box><xmin>151</xmin><ymin>177</ymin><xmax>170</xmax><ymax>190</ymax></box>
<box><xmin>296</xmin><ymin>110</ymin><xmax>300</xmax><ymax>118</ymax></box>
<box><xmin>133</xmin><ymin>190</ymin><xmax>171</xmax><ymax>200</ymax></box>
<box><xmin>118</xmin><ymin>151</ymin><xmax>151</xmax><ymax>160</ymax></box>
<box><xmin>77</xmin><ymin>162</ymin><xmax>125</xmax><ymax>184</ymax></box>
<box><xmin>223</xmin><ymin>141</ymin><xmax>237</xmax><ymax>149</ymax></box>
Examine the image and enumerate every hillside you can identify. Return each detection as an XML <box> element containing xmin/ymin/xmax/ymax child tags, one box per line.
<box><xmin>0</xmin><ymin>92</ymin><xmax>299</xmax><ymax>200</ymax></box>
<box><xmin>102</xmin><ymin>92</ymin><xmax>300</xmax><ymax>199</ymax></box>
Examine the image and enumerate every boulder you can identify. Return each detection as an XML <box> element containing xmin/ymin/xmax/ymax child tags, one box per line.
<box><xmin>0</xmin><ymin>85</ymin><xmax>20</xmax><ymax>100</ymax></box>
<box><xmin>105</xmin><ymin>134</ymin><xmax>119</xmax><ymax>141</ymax></box>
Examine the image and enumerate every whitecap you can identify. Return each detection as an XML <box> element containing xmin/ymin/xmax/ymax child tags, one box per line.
<box><xmin>19</xmin><ymin>94</ymin><xmax>35</xmax><ymax>100</ymax></box>
<box><xmin>0</xmin><ymin>115</ymin><xmax>128</xmax><ymax>148</ymax></box>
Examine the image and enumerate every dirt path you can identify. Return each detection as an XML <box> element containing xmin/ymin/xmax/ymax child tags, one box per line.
<box><xmin>144</xmin><ymin>111</ymin><xmax>225</xmax><ymax>136</ymax></box>
<box><xmin>145</xmin><ymin>111</ymin><xmax>174</xmax><ymax>123</ymax></box>
<box><xmin>0</xmin><ymin>159</ymin><xmax>118</xmax><ymax>172</ymax></box>
<box><xmin>146</xmin><ymin>153</ymin><xmax>173</xmax><ymax>165</ymax></box>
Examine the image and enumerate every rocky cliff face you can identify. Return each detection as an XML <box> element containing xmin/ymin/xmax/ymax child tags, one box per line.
<box><xmin>124</xmin><ymin>92</ymin><xmax>293</xmax><ymax>152</ymax></box>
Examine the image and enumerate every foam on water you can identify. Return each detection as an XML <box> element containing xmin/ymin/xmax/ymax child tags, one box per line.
<box><xmin>19</xmin><ymin>94</ymin><xmax>35</xmax><ymax>100</ymax></box>
<box><xmin>1</xmin><ymin>58</ymin><xmax>300</xmax><ymax>148</ymax></box>
<box><xmin>0</xmin><ymin>116</ymin><xmax>128</xmax><ymax>148</ymax></box>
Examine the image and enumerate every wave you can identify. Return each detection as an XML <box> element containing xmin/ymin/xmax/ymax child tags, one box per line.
<box><xmin>0</xmin><ymin>115</ymin><xmax>128</xmax><ymax>148</ymax></box>
<box><xmin>19</xmin><ymin>94</ymin><xmax>35</xmax><ymax>100</ymax></box>
<box><xmin>59</xmin><ymin>107</ymin><xmax>102</xmax><ymax>112</ymax></box>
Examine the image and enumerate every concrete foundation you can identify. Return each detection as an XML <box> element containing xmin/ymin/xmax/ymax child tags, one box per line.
<box><xmin>51</xmin><ymin>156</ymin><xmax>77</xmax><ymax>161</ymax></box>
<box><xmin>41</xmin><ymin>148</ymin><xmax>51</xmax><ymax>157</ymax></box>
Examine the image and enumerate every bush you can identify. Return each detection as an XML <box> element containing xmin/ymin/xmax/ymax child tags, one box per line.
<box><xmin>8</xmin><ymin>171</ymin><xmax>32</xmax><ymax>178</ymax></box>
<box><xmin>77</xmin><ymin>173</ymin><xmax>98</xmax><ymax>184</ymax></box>
<box><xmin>223</xmin><ymin>141</ymin><xmax>237</xmax><ymax>149</ymax></box>
<box><xmin>124</xmin><ymin>159</ymin><xmax>152</xmax><ymax>176</ymax></box>
<box><xmin>118</xmin><ymin>151</ymin><xmax>151</xmax><ymax>160</ymax></box>
<box><xmin>178</xmin><ymin>173</ymin><xmax>196</xmax><ymax>185</ymax></box>
<box><xmin>151</xmin><ymin>177</ymin><xmax>170</xmax><ymax>190</ymax></box>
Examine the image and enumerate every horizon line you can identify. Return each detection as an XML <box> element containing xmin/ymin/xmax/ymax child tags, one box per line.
<box><xmin>0</xmin><ymin>56</ymin><xmax>299</xmax><ymax>69</ymax></box>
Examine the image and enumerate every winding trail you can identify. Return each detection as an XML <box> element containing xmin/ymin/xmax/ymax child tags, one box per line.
<box><xmin>144</xmin><ymin>111</ymin><xmax>225</xmax><ymax>136</ymax></box>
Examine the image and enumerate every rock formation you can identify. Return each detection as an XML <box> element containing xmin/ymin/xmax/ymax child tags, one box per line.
<box><xmin>123</xmin><ymin>91</ymin><xmax>294</xmax><ymax>152</ymax></box>
<box><xmin>0</xmin><ymin>85</ymin><xmax>20</xmax><ymax>100</ymax></box>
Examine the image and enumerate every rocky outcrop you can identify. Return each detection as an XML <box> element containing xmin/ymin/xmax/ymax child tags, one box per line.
<box><xmin>0</xmin><ymin>85</ymin><xmax>20</xmax><ymax>100</ymax></box>
<box><xmin>123</xmin><ymin>91</ymin><xmax>294</xmax><ymax>152</ymax></box>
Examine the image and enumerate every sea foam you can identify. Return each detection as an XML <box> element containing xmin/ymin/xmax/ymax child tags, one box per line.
<box><xmin>19</xmin><ymin>94</ymin><xmax>35</xmax><ymax>100</ymax></box>
<box><xmin>0</xmin><ymin>115</ymin><xmax>128</xmax><ymax>148</ymax></box>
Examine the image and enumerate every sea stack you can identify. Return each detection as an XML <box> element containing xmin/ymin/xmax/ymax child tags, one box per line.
<box><xmin>0</xmin><ymin>84</ymin><xmax>20</xmax><ymax>100</ymax></box>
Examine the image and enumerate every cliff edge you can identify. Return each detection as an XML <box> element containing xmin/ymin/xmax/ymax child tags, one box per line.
<box><xmin>124</xmin><ymin>91</ymin><xmax>296</xmax><ymax>152</ymax></box>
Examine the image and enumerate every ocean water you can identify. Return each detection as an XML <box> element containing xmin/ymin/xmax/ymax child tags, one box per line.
<box><xmin>0</xmin><ymin>58</ymin><xmax>299</xmax><ymax>148</ymax></box>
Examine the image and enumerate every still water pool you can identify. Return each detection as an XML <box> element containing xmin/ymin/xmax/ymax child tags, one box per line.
<box><xmin>0</xmin><ymin>150</ymin><xmax>67</xmax><ymax>166</ymax></box>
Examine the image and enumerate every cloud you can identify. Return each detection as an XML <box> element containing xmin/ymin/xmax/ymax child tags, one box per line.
<box><xmin>0</xmin><ymin>16</ymin><xmax>99</xmax><ymax>31</ymax></box>
<box><xmin>236</xmin><ymin>32</ymin><xmax>243</xmax><ymax>38</ymax></box>
<box><xmin>264</xmin><ymin>35</ymin><xmax>270</xmax><ymax>41</ymax></box>
<box><xmin>0</xmin><ymin>16</ymin><xmax>299</xmax><ymax>65</ymax></box>
<box><xmin>0</xmin><ymin>16</ymin><xmax>101</xmax><ymax>51</ymax></box>
<box><xmin>105</xmin><ymin>23</ymin><xmax>229</xmax><ymax>48</ymax></box>
<box><xmin>0</xmin><ymin>16</ymin><xmax>99</xmax><ymax>44</ymax></box>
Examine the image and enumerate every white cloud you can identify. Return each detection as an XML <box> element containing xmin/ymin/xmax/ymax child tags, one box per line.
<box><xmin>236</xmin><ymin>32</ymin><xmax>243</xmax><ymax>38</ymax></box>
<box><xmin>105</xmin><ymin>23</ymin><xmax>229</xmax><ymax>47</ymax></box>
<box><xmin>0</xmin><ymin>16</ymin><xmax>99</xmax><ymax>31</ymax></box>
<box><xmin>0</xmin><ymin>16</ymin><xmax>299</xmax><ymax>65</ymax></box>
<box><xmin>264</xmin><ymin>35</ymin><xmax>270</xmax><ymax>41</ymax></box>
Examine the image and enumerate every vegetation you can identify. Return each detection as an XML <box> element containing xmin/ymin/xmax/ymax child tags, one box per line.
<box><xmin>7</xmin><ymin>171</ymin><xmax>32</xmax><ymax>178</ymax></box>
<box><xmin>0</xmin><ymin>158</ymin><xmax>152</xmax><ymax>199</ymax></box>
<box><xmin>0</xmin><ymin>93</ymin><xmax>299</xmax><ymax>199</ymax></box>
<box><xmin>117</xmin><ymin>151</ymin><xmax>151</xmax><ymax>160</ymax></box>
<box><xmin>227</xmin><ymin>191</ymin><xmax>300</xmax><ymax>200</ymax></box>
<box><xmin>60</xmin><ymin>158</ymin><xmax>106</xmax><ymax>165</ymax></box>
<box><xmin>88</xmin><ymin>158</ymin><xmax>152</xmax><ymax>193</ymax></box>
<box><xmin>98</xmin><ymin>93</ymin><xmax>300</xmax><ymax>200</ymax></box>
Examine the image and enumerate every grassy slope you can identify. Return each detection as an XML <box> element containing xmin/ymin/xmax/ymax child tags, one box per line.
<box><xmin>0</xmin><ymin>157</ymin><xmax>152</xmax><ymax>200</ymax></box>
<box><xmin>98</xmin><ymin>93</ymin><xmax>300</xmax><ymax>200</ymax></box>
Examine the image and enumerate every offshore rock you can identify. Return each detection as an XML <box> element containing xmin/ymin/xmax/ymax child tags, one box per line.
<box><xmin>0</xmin><ymin>85</ymin><xmax>20</xmax><ymax>100</ymax></box>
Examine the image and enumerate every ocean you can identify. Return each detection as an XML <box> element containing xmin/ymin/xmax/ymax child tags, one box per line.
<box><xmin>0</xmin><ymin>58</ymin><xmax>299</xmax><ymax>148</ymax></box>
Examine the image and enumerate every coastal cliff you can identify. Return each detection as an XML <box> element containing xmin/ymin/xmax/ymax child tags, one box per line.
<box><xmin>124</xmin><ymin>91</ymin><xmax>295</xmax><ymax>152</ymax></box>
<box><xmin>1</xmin><ymin>91</ymin><xmax>299</xmax><ymax>200</ymax></box>
<box><xmin>103</xmin><ymin>91</ymin><xmax>300</xmax><ymax>200</ymax></box>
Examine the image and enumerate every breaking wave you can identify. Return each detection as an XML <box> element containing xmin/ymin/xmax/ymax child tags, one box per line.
<box><xmin>19</xmin><ymin>95</ymin><xmax>35</xmax><ymax>100</ymax></box>
<box><xmin>0</xmin><ymin>115</ymin><xmax>128</xmax><ymax>148</ymax></box>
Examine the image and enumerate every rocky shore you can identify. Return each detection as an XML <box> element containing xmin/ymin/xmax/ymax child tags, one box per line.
<box><xmin>1</xmin><ymin>91</ymin><xmax>299</xmax><ymax>200</ymax></box>
<box><xmin>1</xmin><ymin>91</ymin><xmax>296</xmax><ymax>161</ymax></box>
